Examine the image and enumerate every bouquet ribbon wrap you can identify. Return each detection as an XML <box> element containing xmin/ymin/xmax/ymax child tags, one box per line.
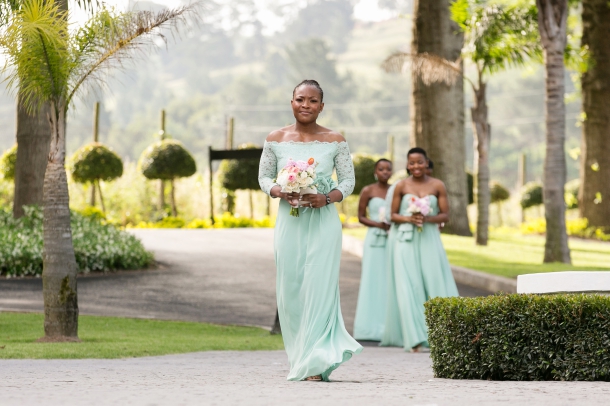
<box><xmin>369</xmin><ymin>228</ymin><xmax>388</xmax><ymax>247</ymax></box>
<box><xmin>397</xmin><ymin>223</ymin><xmax>414</xmax><ymax>242</ymax></box>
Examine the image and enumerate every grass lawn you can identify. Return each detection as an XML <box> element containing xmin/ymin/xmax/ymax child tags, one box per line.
<box><xmin>0</xmin><ymin>312</ymin><xmax>283</xmax><ymax>359</ymax></box>
<box><xmin>343</xmin><ymin>228</ymin><xmax>610</xmax><ymax>279</ymax></box>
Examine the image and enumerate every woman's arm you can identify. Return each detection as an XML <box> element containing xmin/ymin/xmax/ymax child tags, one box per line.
<box><xmin>258</xmin><ymin>141</ymin><xmax>299</xmax><ymax>206</ymax></box>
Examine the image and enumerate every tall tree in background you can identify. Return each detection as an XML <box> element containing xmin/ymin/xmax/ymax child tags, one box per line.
<box><xmin>579</xmin><ymin>0</ymin><xmax>610</xmax><ymax>229</ymax></box>
<box><xmin>0</xmin><ymin>0</ymin><xmax>199</xmax><ymax>340</ymax></box>
<box><xmin>410</xmin><ymin>0</ymin><xmax>471</xmax><ymax>236</ymax></box>
<box><xmin>536</xmin><ymin>0</ymin><xmax>571</xmax><ymax>263</ymax></box>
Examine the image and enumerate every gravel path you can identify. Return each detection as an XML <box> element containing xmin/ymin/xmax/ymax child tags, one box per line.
<box><xmin>2</xmin><ymin>348</ymin><xmax>608</xmax><ymax>406</ymax></box>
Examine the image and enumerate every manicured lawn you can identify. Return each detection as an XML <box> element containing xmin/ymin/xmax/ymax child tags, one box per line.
<box><xmin>0</xmin><ymin>313</ymin><xmax>283</xmax><ymax>359</ymax></box>
<box><xmin>344</xmin><ymin>228</ymin><xmax>610</xmax><ymax>279</ymax></box>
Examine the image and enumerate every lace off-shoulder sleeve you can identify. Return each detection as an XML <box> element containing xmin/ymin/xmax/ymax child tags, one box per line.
<box><xmin>258</xmin><ymin>142</ymin><xmax>278</xmax><ymax>196</ymax></box>
<box><xmin>334</xmin><ymin>142</ymin><xmax>355</xmax><ymax>201</ymax></box>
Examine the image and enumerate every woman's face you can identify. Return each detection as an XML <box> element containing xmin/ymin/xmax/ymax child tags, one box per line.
<box><xmin>291</xmin><ymin>85</ymin><xmax>323</xmax><ymax>124</ymax></box>
<box><xmin>407</xmin><ymin>153</ymin><xmax>427</xmax><ymax>178</ymax></box>
<box><xmin>375</xmin><ymin>161</ymin><xmax>392</xmax><ymax>183</ymax></box>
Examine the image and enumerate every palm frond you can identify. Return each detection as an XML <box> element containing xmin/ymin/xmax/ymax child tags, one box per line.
<box><xmin>382</xmin><ymin>51</ymin><xmax>463</xmax><ymax>86</ymax></box>
<box><xmin>0</xmin><ymin>0</ymin><xmax>69</xmax><ymax>113</ymax></box>
<box><xmin>66</xmin><ymin>3</ymin><xmax>202</xmax><ymax>106</ymax></box>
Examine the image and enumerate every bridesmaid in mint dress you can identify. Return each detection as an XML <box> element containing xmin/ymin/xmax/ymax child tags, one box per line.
<box><xmin>381</xmin><ymin>147</ymin><xmax>458</xmax><ymax>352</ymax></box>
<box><xmin>353</xmin><ymin>159</ymin><xmax>392</xmax><ymax>341</ymax></box>
<box><xmin>258</xmin><ymin>80</ymin><xmax>362</xmax><ymax>381</ymax></box>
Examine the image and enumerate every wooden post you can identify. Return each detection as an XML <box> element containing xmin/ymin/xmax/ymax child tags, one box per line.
<box><xmin>159</xmin><ymin>109</ymin><xmax>166</xmax><ymax>213</ymax></box>
<box><xmin>209</xmin><ymin>146</ymin><xmax>215</xmax><ymax>225</ymax></box>
<box><xmin>90</xmin><ymin>102</ymin><xmax>100</xmax><ymax>207</ymax></box>
<box><xmin>388</xmin><ymin>135</ymin><xmax>395</xmax><ymax>163</ymax></box>
<box><xmin>518</xmin><ymin>153</ymin><xmax>526</xmax><ymax>222</ymax></box>
<box><xmin>226</xmin><ymin>117</ymin><xmax>234</xmax><ymax>150</ymax></box>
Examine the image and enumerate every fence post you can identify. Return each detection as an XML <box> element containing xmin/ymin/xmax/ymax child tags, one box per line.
<box><xmin>518</xmin><ymin>152</ymin><xmax>527</xmax><ymax>223</ymax></box>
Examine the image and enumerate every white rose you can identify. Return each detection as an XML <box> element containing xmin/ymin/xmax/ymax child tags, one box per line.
<box><xmin>300</xmin><ymin>171</ymin><xmax>308</xmax><ymax>179</ymax></box>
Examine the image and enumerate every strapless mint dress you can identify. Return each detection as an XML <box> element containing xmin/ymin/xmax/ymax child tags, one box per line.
<box><xmin>381</xmin><ymin>194</ymin><xmax>459</xmax><ymax>350</ymax></box>
<box><xmin>258</xmin><ymin>140</ymin><xmax>363</xmax><ymax>381</ymax></box>
<box><xmin>353</xmin><ymin>197</ymin><xmax>388</xmax><ymax>341</ymax></box>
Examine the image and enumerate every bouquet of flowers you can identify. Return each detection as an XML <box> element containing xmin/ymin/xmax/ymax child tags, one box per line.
<box><xmin>276</xmin><ymin>157</ymin><xmax>317</xmax><ymax>217</ymax></box>
<box><xmin>407</xmin><ymin>196</ymin><xmax>431</xmax><ymax>232</ymax></box>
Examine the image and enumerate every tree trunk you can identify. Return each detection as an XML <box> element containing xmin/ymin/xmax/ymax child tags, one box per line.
<box><xmin>249</xmin><ymin>189</ymin><xmax>254</xmax><ymax>219</ymax></box>
<box><xmin>97</xmin><ymin>181</ymin><xmax>106</xmax><ymax>213</ymax></box>
<box><xmin>13</xmin><ymin>94</ymin><xmax>51</xmax><ymax>218</ymax></box>
<box><xmin>580</xmin><ymin>0</ymin><xmax>610</xmax><ymax>229</ymax></box>
<box><xmin>410</xmin><ymin>0</ymin><xmax>471</xmax><ymax>236</ymax></box>
<box><xmin>90</xmin><ymin>182</ymin><xmax>96</xmax><ymax>207</ymax></box>
<box><xmin>471</xmin><ymin>81</ymin><xmax>491</xmax><ymax>245</ymax></box>
<box><xmin>159</xmin><ymin>180</ymin><xmax>165</xmax><ymax>213</ymax></box>
<box><xmin>41</xmin><ymin>101</ymin><xmax>79</xmax><ymax>341</ymax></box>
<box><xmin>536</xmin><ymin>0</ymin><xmax>571</xmax><ymax>263</ymax></box>
<box><xmin>170</xmin><ymin>179</ymin><xmax>177</xmax><ymax>217</ymax></box>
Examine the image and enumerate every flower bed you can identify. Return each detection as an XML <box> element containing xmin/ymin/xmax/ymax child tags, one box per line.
<box><xmin>0</xmin><ymin>206</ymin><xmax>153</xmax><ymax>277</ymax></box>
<box><xmin>425</xmin><ymin>294</ymin><xmax>610</xmax><ymax>381</ymax></box>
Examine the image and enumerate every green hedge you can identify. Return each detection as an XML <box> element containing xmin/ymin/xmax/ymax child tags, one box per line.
<box><xmin>0</xmin><ymin>206</ymin><xmax>153</xmax><ymax>277</ymax></box>
<box><xmin>425</xmin><ymin>294</ymin><xmax>610</xmax><ymax>381</ymax></box>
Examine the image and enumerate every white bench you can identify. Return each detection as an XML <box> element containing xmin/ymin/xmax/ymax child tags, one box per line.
<box><xmin>517</xmin><ymin>271</ymin><xmax>610</xmax><ymax>294</ymax></box>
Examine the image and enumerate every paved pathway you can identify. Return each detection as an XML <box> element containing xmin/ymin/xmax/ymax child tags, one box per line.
<box><xmin>0</xmin><ymin>229</ymin><xmax>489</xmax><ymax>332</ymax></box>
<box><xmin>2</xmin><ymin>348</ymin><xmax>608</xmax><ymax>406</ymax></box>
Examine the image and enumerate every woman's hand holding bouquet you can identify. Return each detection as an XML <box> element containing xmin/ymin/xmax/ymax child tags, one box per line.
<box><xmin>276</xmin><ymin>157</ymin><xmax>318</xmax><ymax>217</ymax></box>
<box><xmin>407</xmin><ymin>196</ymin><xmax>431</xmax><ymax>232</ymax></box>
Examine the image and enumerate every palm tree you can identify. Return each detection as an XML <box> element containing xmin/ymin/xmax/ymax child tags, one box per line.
<box><xmin>0</xmin><ymin>0</ymin><xmax>201</xmax><ymax>340</ymax></box>
<box><xmin>536</xmin><ymin>0</ymin><xmax>571</xmax><ymax>263</ymax></box>
<box><xmin>383</xmin><ymin>0</ymin><xmax>540</xmax><ymax>246</ymax></box>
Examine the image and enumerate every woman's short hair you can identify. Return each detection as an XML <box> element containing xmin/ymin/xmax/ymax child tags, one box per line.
<box><xmin>293</xmin><ymin>79</ymin><xmax>324</xmax><ymax>102</ymax></box>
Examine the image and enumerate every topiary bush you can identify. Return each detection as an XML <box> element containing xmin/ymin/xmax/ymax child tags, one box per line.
<box><xmin>425</xmin><ymin>294</ymin><xmax>610</xmax><ymax>381</ymax></box>
<box><xmin>0</xmin><ymin>144</ymin><xmax>17</xmax><ymax>181</ymax></box>
<box><xmin>70</xmin><ymin>143</ymin><xmax>123</xmax><ymax>184</ymax></box>
<box><xmin>565</xmin><ymin>178</ymin><xmax>580</xmax><ymax>209</ymax></box>
<box><xmin>139</xmin><ymin>139</ymin><xmax>196</xmax><ymax>180</ymax></box>
<box><xmin>520</xmin><ymin>181</ymin><xmax>543</xmax><ymax>209</ymax></box>
<box><xmin>490</xmin><ymin>181</ymin><xmax>510</xmax><ymax>203</ymax></box>
<box><xmin>0</xmin><ymin>206</ymin><xmax>153</xmax><ymax>277</ymax></box>
<box><xmin>219</xmin><ymin>144</ymin><xmax>260</xmax><ymax>218</ymax></box>
<box><xmin>139</xmin><ymin>139</ymin><xmax>197</xmax><ymax>217</ymax></box>
<box><xmin>352</xmin><ymin>154</ymin><xmax>377</xmax><ymax>195</ymax></box>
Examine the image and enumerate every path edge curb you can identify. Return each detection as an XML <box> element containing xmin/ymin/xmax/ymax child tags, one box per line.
<box><xmin>342</xmin><ymin>234</ymin><xmax>517</xmax><ymax>294</ymax></box>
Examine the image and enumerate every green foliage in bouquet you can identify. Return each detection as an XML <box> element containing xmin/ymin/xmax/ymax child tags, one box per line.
<box><xmin>0</xmin><ymin>206</ymin><xmax>153</xmax><ymax>277</ymax></box>
<box><xmin>490</xmin><ymin>181</ymin><xmax>510</xmax><ymax>203</ymax></box>
<box><xmin>520</xmin><ymin>181</ymin><xmax>543</xmax><ymax>209</ymax></box>
<box><xmin>139</xmin><ymin>139</ymin><xmax>196</xmax><ymax>180</ymax></box>
<box><xmin>70</xmin><ymin>143</ymin><xmax>123</xmax><ymax>183</ymax></box>
<box><xmin>565</xmin><ymin>178</ymin><xmax>580</xmax><ymax>209</ymax></box>
<box><xmin>425</xmin><ymin>294</ymin><xmax>610</xmax><ymax>381</ymax></box>
<box><xmin>0</xmin><ymin>144</ymin><xmax>17</xmax><ymax>181</ymax></box>
<box><xmin>352</xmin><ymin>154</ymin><xmax>377</xmax><ymax>195</ymax></box>
<box><xmin>219</xmin><ymin>143</ymin><xmax>261</xmax><ymax>191</ymax></box>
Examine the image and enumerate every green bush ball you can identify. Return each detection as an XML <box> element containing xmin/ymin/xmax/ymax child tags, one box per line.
<box><xmin>352</xmin><ymin>154</ymin><xmax>377</xmax><ymax>195</ymax></box>
<box><xmin>219</xmin><ymin>143</ymin><xmax>261</xmax><ymax>191</ymax></box>
<box><xmin>490</xmin><ymin>181</ymin><xmax>510</xmax><ymax>203</ymax></box>
<box><xmin>520</xmin><ymin>181</ymin><xmax>543</xmax><ymax>209</ymax></box>
<box><xmin>139</xmin><ymin>139</ymin><xmax>197</xmax><ymax>180</ymax></box>
<box><xmin>70</xmin><ymin>143</ymin><xmax>123</xmax><ymax>184</ymax></box>
<box><xmin>565</xmin><ymin>178</ymin><xmax>580</xmax><ymax>209</ymax></box>
<box><xmin>0</xmin><ymin>144</ymin><xmax>18</xmax><ymax>181</ymax></box>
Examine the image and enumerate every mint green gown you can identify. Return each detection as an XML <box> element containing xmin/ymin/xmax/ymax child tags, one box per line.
<box><xmin>353</xmin><ymin>197</ymin><xmax>388</xmax><ymax>341</ymax></box>
<box><xmin>381</xmin><ymin>194</ymin><xmax>459</xmax><ymax>351</ymax></box>
<box><xmin>258</xmin><ymin>140</ymin><xmax>363</xmax><ymax>381</ymax></box>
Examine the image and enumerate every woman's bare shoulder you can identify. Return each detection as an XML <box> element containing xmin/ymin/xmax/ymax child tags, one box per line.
<box><xmin>428</xmin><ymin>177</ymin><xmax>447</xmax><ymax>192</ymax></box>
<box><xmin>317</xmin><ymin>126</ymin><xmax>346</xmax><ymax>143</ymax></box>
<box><xmin>265</xmin><ymin>126</ymin><xmax>294</xmax><ymax>142</ymax></box>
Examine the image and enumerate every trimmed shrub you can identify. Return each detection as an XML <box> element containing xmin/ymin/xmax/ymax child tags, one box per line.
<box><xmin>352</xmin><ymin>154</ymin><xmax>377</xmax><ymax>195</ymax></box>
<box><xmin>520</xmin><ymin>181</ymin><xmax>543</xmax><ymax>209</ymax></box>
<box><xmin>490</xmin><ymin>181</ymin><xmax>510</xmax><ymax>203</ymax></box>
<box><xmin>425</xmin><ymin>294</ymin><xmax>610</xmax><ymax>381</ymax></box>
<box><xmin>219</xmin><ymin>143</ymin><xmax>260</xmax><ymax>191</ymax></box>
<box><xmin>0</xmin><ymin>206</ymin><xmax>153</xmax><ymax>277</ymax></box>
<box><xmin>565</xmin><ymin>179</ymin><xmax>580</xmax><ymax>209</ymax></box>
<box><xmin>70</xmin><ymin>143</ymin><xmax>123</xmax><ymax>183</ymax></box>
<box><xmin>139</xmin><ymin>139</ymin><xmax>196</xmax><ymax>180</ymax></box>
<box><xmin>0</xmin><ymin>144</ymin><xmax>17</xmax><ymax>181</ymax></box>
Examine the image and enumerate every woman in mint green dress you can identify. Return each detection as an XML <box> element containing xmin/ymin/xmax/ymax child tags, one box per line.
<box><xmin>381</xmin><ymin>147</ymin><xmax>458</xmax><ymax>352</ymax></box>
<box><xmin>258</xmin><ymin>80</ymin><xmax>362</xmax><ymax>381</ymax></box>
<box><xmin>353</xmin><ymin>159</ymin><xmax>392</xmax><ymax>341</ymax></box>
